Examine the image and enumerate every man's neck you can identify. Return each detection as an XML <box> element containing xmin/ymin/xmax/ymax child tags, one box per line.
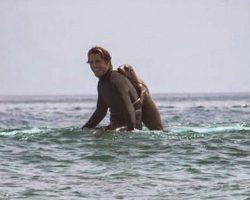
<box><xmin>100</xmin><ymin>69</ymin><xmax>112</xmax><ymax>80</ymax></box>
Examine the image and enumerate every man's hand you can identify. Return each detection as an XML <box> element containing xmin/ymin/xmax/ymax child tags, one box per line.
<box><xmin>81</xmin><ymin>125</ymin><xmax>89</xmax><ymax>131</ymax></box>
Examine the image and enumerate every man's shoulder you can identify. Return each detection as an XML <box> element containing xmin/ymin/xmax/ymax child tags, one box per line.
<box><xmin>108</xmin><ymin>71</ymin><xmax>133</xmax><ymax>90</ymax></box>
<box><xmin>109</xmin><ymin>70</ymin><xmax>128</xmax><ymax>82</ymax></box>
<box><xmin>98</xmin><ymin>71</ymin><xmax>127</xmax><ymax>86</ymax></box>
<box><xmin>110</xmin><ymin>70</ymin><xmax>124</xmax><ymax>78</ymax></box>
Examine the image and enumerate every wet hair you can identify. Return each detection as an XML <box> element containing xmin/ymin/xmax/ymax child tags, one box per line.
<box><xmin>87</xmin><ymin>46</ymin><xmax>113</xmax><ymax>69</ymax></box>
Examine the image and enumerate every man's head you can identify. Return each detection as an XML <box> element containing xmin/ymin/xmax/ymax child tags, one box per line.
<box><xmin>87</xmin><ymin>46</ymin><xmax>113</xmax><ymax>78</ymax></box>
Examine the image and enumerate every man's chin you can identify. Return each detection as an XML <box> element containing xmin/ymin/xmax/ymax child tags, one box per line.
<box><xmin>94</xmin><ymin>73</ymin><xmax>101</xmax><ymax>78</ymax></box>
<box><xmin>95</xmin><ymin>72</ymin><xmax>106</xmax><ymax>78</ymax></box>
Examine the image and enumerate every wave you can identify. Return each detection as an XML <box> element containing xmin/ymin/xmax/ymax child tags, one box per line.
<box><xmin>1</xmin><ymin>125</ymin><xmax>250</xmax><ymax>139</ymax></box>
<box><xmin>0</xmin><ymin>127</ymin><xmax>47</xmax><ymax>136</ymax></box>
<box><xmin>171</xmin><ymin>126</ymin><xmax>250</xmax><ymax>134</ymax></box>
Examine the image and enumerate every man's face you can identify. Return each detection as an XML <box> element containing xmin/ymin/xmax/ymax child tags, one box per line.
<box><xmin>88</xmin><ymin>53</ymin><xmax>110</xmax><ymax>78</ymax></box>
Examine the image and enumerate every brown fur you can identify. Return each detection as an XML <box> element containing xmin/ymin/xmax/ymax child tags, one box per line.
<box><xmin>118</xmin><ymin>64</ymin><xmax>163</xmax><ymax>130</ymax></box>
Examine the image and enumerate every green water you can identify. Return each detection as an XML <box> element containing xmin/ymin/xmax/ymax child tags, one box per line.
<box><xmin>0</xmin><ymin>94</ymin><xmax>250</xmax><ymax>199</ymax></box>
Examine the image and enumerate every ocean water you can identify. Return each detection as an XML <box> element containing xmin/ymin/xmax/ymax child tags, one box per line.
<box><xmin>0</xmin><ymin>93</ymin><xmax>250</xmax><ymax>199</ymax></box>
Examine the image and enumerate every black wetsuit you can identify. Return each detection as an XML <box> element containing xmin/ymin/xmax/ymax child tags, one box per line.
<box><xmin>83</xmin><ymin>70</ymin><xmax>142</xmax><ymax>130</ymax></box>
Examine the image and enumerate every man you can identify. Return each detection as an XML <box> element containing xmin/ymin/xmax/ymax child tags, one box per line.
<box><xmin>81</xmin><ymin>46</ymin><xmax>142</xmax><ymax>131</ymax></box>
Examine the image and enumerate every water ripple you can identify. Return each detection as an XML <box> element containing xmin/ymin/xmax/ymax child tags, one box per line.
<box><xmin>1</xmin><ymin>94</ymin><xmax>250</xmax><ymax>199</ymax></box>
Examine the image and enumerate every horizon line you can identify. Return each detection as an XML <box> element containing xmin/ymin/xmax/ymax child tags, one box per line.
<box><xmin>0</xmin><ymin>91</ymin><xmax>250</xmax><ymax>97</ymax></box>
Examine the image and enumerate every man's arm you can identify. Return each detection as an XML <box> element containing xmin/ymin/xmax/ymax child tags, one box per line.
<box><xmin>82</xmin><ymin>93</ymin><xmax>108</xmax><ymax>129</ymax></box>
<box><xmin>112</xmin><ymin>78</ymin><xmax>136</xmax><ymax>131</ymax></box>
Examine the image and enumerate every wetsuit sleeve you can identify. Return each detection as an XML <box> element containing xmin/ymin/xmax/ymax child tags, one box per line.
<box><xmin>82</xmin><ymin>93</ymin><xmax>108</xmax><ymax>129</ymax></box>
<box><xmin>112</xmin><ymin>79</ymin><xmax>136</xmax><ymax>131</ymax></box>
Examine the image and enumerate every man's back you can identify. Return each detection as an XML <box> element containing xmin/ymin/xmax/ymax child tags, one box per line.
<box><xmin>98</xmin><ymin>70</ymin><xmax>141</xmax><ymax>129</ymax></box>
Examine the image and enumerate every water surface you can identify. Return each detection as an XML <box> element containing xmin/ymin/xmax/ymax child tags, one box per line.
<box><xmin>0</xmin><ymin>93</ymin><xmax>250</xmax><ymax>199</ymax></box>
